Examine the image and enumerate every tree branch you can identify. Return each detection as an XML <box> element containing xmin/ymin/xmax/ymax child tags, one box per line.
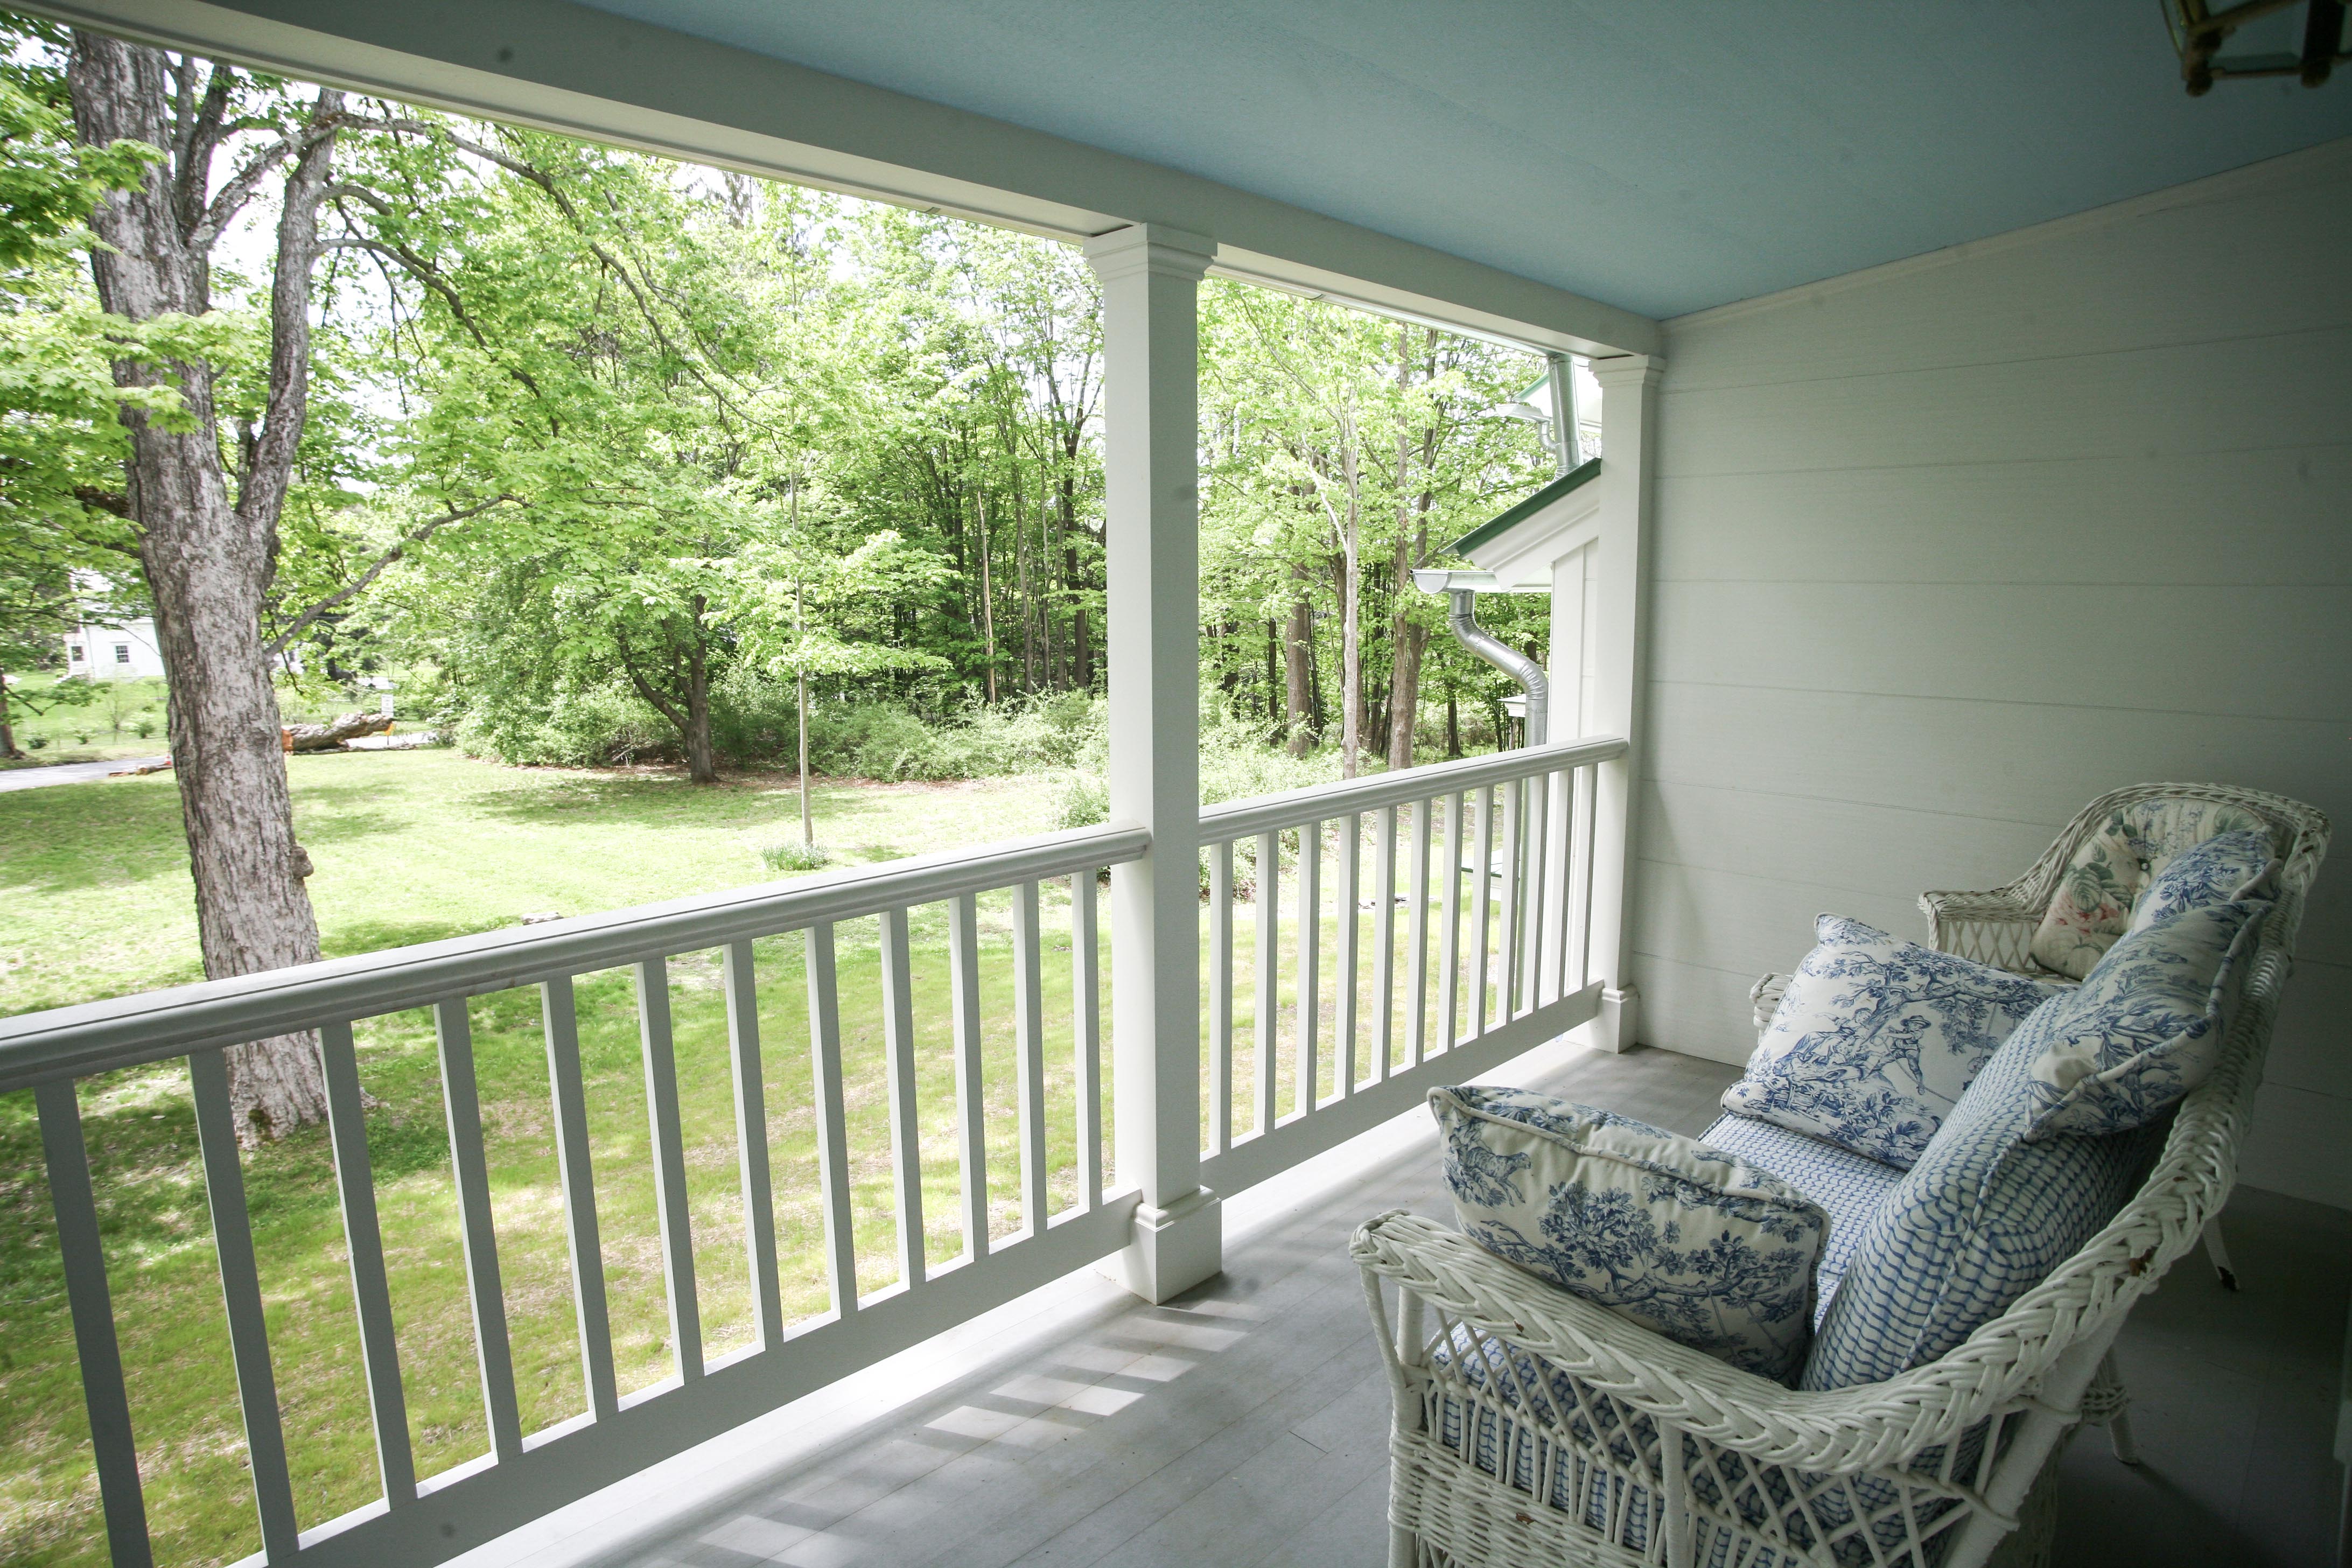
<box><xmin>613</xmin><ymin>626</ymin><xmax>690</xmax><ymax>730</ymax></box>
<box><xmin>264</xmin><ymin>493</ymin><xmax>519</xmax><ymax>657</ymax></box>
<box><xmin>321</xmin><ymin>227</ymin><xmax>546</xmax><ymax>400</ymax></box>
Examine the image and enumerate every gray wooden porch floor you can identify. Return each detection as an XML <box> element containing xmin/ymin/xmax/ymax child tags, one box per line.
<box><xmin>470</xmin><ymin>1041</ymin><xmax>2349</xmax><ymax>1568</ymax></box>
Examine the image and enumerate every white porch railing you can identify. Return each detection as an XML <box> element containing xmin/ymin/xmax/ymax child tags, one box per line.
<box><xmin>0</xmin><ymin>734</ymin><xmax>1623</xmax><ymax>1568</ymax></box>
<box><xmin>1196</xmin><ymin>736</ymin><xmax>1619</xmax><ymax>1195</ymax></box>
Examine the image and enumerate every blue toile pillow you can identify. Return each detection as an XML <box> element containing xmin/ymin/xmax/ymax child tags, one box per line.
<box><xmin>1431</xmin><ymin>1086</ymin><xmax>1828</xmax><ymax>1383</ymax></box>
<box><xmin>2125</xmin><ymin>828</ymin><xmax>2278</xmax><ymax>936</ymax></box>
<box><xmin>1722</xmin><ymin>915</ymin><xmax>2059</xmax><ymax>1168</ymax></box>
<box><xmin>2023</xmin><ymin>896</ymin><xmax>2271</xmax><ymax>1140</ymax></box>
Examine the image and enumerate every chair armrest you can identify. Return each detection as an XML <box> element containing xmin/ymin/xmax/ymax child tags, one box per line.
<box><xmin>1918</xmin><ymin>888</ymin><xmax>2043</xmax><ymax>975</ymax></box>
<box><xmin>1355</xmin><ymin>1210</ymin><xmax>1994</xmax><ymax>1472</ymax></box>
<box><xmin>1749</xmin><ymin>972</ymin><xmax>1788</xmax><ymax>1041</ymax></box>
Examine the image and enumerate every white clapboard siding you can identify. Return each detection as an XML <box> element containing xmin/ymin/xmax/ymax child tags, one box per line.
<box><xmin>1653</xmin><ymin>451</ymin><xmax>2352</xmax><ymax>588</ymax></box>
<box><xmin>1642</xmin><ymin>685</ymin><xmax>2349</xmax><ymax>971</ymax></box>
<box><xmin>1644</xmin><ymin>142</ymin><xmax>2352</xmax><ymax>1206</ymax></box>
<box><xmin>1662</xmin><ymin>327</ymin><xmax>2351</xmax><ymax>480</ymax></box>
<box><xmin>1651</xmin><ymin>582</ymin><xmax>2352</xmax><ymax>722</ymax></box>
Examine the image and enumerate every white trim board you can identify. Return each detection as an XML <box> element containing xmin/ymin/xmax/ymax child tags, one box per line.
<box><xmin>20</xmin><ymin>0</ymin><xmax>1657</xmax><ymax>358</ymax></box>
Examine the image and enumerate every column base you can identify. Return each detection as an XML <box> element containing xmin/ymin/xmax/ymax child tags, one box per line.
<box><xmin>1099</xmin><ymin>1187</ymin><xmax>1222</xmax><ymax>1303</ymax></box>
<box><xmin>1593</xmin><ymin>983</ymin><xmax>1641</xmax><ymax>1054</ymax></box>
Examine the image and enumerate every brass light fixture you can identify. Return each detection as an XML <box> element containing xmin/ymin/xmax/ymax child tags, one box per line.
<box><xmin>2168</xmin><ymin>0</ymin><xmax>2348</xmax><ymax>93</ymax></box>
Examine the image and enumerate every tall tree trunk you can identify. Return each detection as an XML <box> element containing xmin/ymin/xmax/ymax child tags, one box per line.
<box><xmin>1445</xmin><ymin>688</ymin><xmax>1461</xmax><ymax>759</ymax></box>
<box><xmin>976</xmin><ymin>492</ymin><xmax>998</xmax><ymax>703</ymax></box>
<box><xmin>797</xmin><ymin>669</ymin><xmax>813</xmax><ymax>845</ymax></box>
<box><xmin>683</xmin><ymin>633</ymin><xmax>715</xmax><ymax>785</ymax></box>
<box><xmin>0</xmin><ymin>670</ymin><xmax>19</xmax><ymax>759</ymax></box>
<box><xmin>1283</xmin><ymin>585</ymin><xmax>1313</xmax><ymax>759</ymax></box>
<box><xmin>1336</xmin><ymin>484</ymin><xmax>1362</xmax><ymax>780</ymax></box>
<box><xmin>1015</xmin><ymin>481</ymin><xmax>1037</xmax><ymax>694</ymax></box>
<box><xmin>1058</xmin><ymin>454</ymin><xmax>1090</xmax><ymax>689</ymax></box>
<box><xmin>1387</xmin><ymin>617</ymin><xmax>1425</xmax><ymax>771</ymax></box>
<box><xmin>72</xmin><ymin>34</ymin><xmax>331</xmax><ymax>1140</ymax></box>
<box><xmin>1264</xmin><ymin>619</ymin><xmax>1279</xmax><ymax>732</ymax></box>
<box><xmin>1386</xmin><ymin>330</ymin><xmax>1433</xmax><ymax>775</ymax></box>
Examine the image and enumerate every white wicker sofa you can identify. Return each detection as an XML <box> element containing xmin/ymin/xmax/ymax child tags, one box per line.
<box><xmin>1353</xmin><ymin>782</ymin><xmax>2329</xmax><ymax>1568</ymax></box>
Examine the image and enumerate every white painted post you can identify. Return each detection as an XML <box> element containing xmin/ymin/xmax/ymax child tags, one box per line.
<box><xmin>1583</xmin><ymin>355</ymin><xmax>1662</xmax><ymax>1053</ymax></box>
<box><xmin>1084</xmin><ymin>223</ymin><xmax>1221</xmax><ymax>1303</ymax></box>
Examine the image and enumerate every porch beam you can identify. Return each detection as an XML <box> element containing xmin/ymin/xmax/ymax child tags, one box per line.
<box><xmin>1583</xmin><ymin>354</ymin><xmax>1664</xmax><ymax>1053</ymax></box>
<box><xmin>1087</xmin><ymin>222</ymin><xmax>1221</xmax><ymax>1304</ymax></box>
<box><xmin>15</xmin><ymin>0</ymin><xmax>1657</xmax><ymax>359</ymax></box>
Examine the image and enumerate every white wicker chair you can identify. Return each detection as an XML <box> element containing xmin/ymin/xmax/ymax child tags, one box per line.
<box><xmin>1354</xmin><ymin>783</ymin><xmax>2328</xmax><ymax>1568</ymax></box>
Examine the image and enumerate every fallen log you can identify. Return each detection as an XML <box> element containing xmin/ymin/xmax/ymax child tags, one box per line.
<box><xmin>285</xmin><ymin>711</ymin><xmax>396</xmax><ymax>752</ymax></box>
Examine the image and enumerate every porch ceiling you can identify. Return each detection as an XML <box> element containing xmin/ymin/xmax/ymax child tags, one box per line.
<box><xmin>569</xmin><ymin>0</ymin><xmax>2352</xmax><ymax>319</ymax></box>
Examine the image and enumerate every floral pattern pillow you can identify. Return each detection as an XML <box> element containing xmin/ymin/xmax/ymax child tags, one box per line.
<box><xmin>1723</xmin><ymin>915</ymin><xmax>2059</xmax><ymax>1168</ymax></box>
<box><xmin>2126</xmin><ymin>829</ymin><xmax>2278</xmax><ymax>936</ymax></box>
<box><xmin>1431</xmin><ymin>1086</ymin><xmax>1828</xmax><ymax>1383</ymax></box>
<box><xmin>2028</xmin><ymin>800</ymin><xmax>2274</xmax><ymax>980</ymax></box>
<box><xmin>2024</xmin><ymin>896</ymin><xmax>2271</xmax><ymax>1139</ymax></box>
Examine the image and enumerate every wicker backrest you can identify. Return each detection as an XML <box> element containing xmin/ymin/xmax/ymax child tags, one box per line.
<box><xmin>1874</xmin><ymin>787</ymin><xmax>2329</xmax><ymax>1443</ymax></box>
<box><xmin>2001</xmin><ymin>783</ymin><xmax>2327</xmax><ymax>939</ymax></box>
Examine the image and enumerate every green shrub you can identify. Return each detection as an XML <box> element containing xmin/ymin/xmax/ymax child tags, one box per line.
<box><xmin>132</xmin><ymin>716</ymin><xmax>157</xmax><ymax>739</ymax></box>
<box><xmin>757</xmin><ymin>838</ymin><xmax>832</xmax><ymax>874</ymax></box>
<box><xmin>1049</xmin><ymin>770</ymin><xmax>1109</xmax><ymax>830</ymax></box>
<box><xmin>455</xmin><ymin>680</ymin><xmax>675</xmax><ymax>768</ymax></box>
<box><xmin>801</xmin><ymin>691</ymin><xmax>1106</xmax><ymax>781</ymax></box>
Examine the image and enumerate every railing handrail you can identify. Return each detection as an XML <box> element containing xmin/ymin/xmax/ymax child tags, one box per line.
<box><xmin>1199</xmin><ymin>733</ymin><xmax>1626</xmax><ymax>841</ymax></box>
<box><xmin>0</xmin><ymin>818</ymin><xmax>1150</xmax><ymax>1093</ymax></box>
<box><xmin>0</xmin><ymin>736</ymin><xmax>1629</xmax><ymax>1090</ymax></box>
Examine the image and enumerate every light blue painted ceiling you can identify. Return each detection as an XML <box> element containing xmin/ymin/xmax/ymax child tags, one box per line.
<box><xmin>565</xmin><ymin>1</ymin><xmax>2351</xmax><ymax>319</ymax></box>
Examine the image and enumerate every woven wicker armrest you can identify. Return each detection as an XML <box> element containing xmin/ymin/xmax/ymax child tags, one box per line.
<box><xmin>1917</xmin><ymin>888</ymin><xmax>2042</xmax><ymax>975</ymax></box>
<box><xmin>1355</xmin><ymin>1210</ymin><xmax>1984</xmax><ymax>1474</ymax></box>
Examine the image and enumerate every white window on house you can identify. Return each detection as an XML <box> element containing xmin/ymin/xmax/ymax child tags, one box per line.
<box><xmin>68</xmin><ymin>644</ymin><xmax>83</xmax><ymax>662</ymax></box>
<box><xmin>114</xmin><ymin>644</ymin><xmax>131</xmax><ymax>664</ymax></box>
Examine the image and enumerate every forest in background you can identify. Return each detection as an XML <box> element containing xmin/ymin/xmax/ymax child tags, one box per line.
<box><xmin>0</xmin><ymin>16</ymin><xmax>1572</xmax><ymax>795</ymax></box>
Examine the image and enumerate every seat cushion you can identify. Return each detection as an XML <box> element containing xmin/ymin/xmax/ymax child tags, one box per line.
<box><xmin>2024</xmin><ymin>896</ymin><xmax>2271</xmax><ymax>1139</ymax></box>
<box><xmin>2028</xmin><ymin>798</ymin><xmax>2279</xmax><ymax>979</ymax></box>
<box><xmin>1701</xmin><ymin>1114</ymin><xmax>1905</xmax><ymax>1325</ymax></box>
<box><xmin>1432</xmin><ymin>1086</ymin><xmax>1828</xmax><ymax>1383</ymax></box>
<box><xmin>1724</xmin><ymin>915</ymin><xmax>2057</xmax><ymax>1167</ymax></box>
<box><xmin>1800</xmin><ymin>1014</ymin><xmax>2163</xmax><ymax>1390</ymax></box>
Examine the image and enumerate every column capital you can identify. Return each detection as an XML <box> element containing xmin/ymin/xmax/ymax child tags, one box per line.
<box><xmin>1082</xmin><ymin>223</ymin><xmax>1216</xmax><ymax>285</ymax></box>
<box><xmin>1588</xmin><ymin>353</ymin><xmax>1665</xmax><ymax>390</ymax></box>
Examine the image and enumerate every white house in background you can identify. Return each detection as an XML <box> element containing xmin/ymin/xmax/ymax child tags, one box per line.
<box><xmin>61</xmin><ymin>611</ymin><xmax>164</xmax><ymax>681</ymax></box>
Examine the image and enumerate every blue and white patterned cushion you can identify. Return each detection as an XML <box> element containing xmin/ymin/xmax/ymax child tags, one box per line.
<box><xmin>1724</xmin><ymin>915</ymin><xmax>2058</xmax><ymax>1168</ymax></box>
<box><xmin>2125</xmin><ymin>829</ymin><xmax>2278</xmax><ymax>935</ymax></box>
<box><xmin>1700</xmin><ymin>1114</ymin><xmax>1904</xmax><ymax>1326</ymax></box>
<box><xmin>1432</xmin><ymin>1086</ymin><xmax>1828</xmax><ymax>1383</ymax></box>
<box><xmin>1800</xmin><ymin>1014</ymin><xmax>2162</xmax><ymax>1390</ymax></box>
<box><xmin>2021</xmin><ymin>897</ymin><xmax>2270</xmax><ymax>1139</ymax></box>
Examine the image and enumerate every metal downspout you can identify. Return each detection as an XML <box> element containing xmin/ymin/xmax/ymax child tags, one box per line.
<box><xmin>1447</xmin><ymin>589</ymin><xmax>1546</xmax><ymax>747</ymax></box>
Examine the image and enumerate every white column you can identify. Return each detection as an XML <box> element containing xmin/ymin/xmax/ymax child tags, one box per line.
<box><xmin>1538</xmin><ymin>543</ymin><xmax>1588</xmax><ymax>1002</ymax></box>
<box><xmin>1084</xmin><ymin>223</ymin><xmax>1220</xmax><ymax>1303</ymax></box>
<box><xmin>1583</xmin><ymin>354</ymin><xmax>1662</xmax><ymax>1053</ymax></box>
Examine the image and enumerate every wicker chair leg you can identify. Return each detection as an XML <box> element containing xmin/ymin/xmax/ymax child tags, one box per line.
<box><xmin>1389</xmin><ymin>1523</ymin><xmax>1418</xmax><ymax>1568</ymax></box>
<box><xmin>2203</xmin><ymin>1217</ymin><xmax>2239</xmax><ymax>1291</ymax></box>
<box><xmin>2108</xmin><ymin>1406</ymin><xmax>2144</xmax><ymax>1467</ymax></box>
<box><xmin>2080</xmin><ymin>1351</ymin><xmax>2140</xmax><ymax>1466</ymax></box>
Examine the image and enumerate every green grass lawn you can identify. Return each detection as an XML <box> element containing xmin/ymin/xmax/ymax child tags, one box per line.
<box><xmin>1</xmin><ymin>673</ymin><xmax>381</xmax><ymax>770</ymax></box>
<box><xmin>0</xmin><ymin>748</ymin><xmax>1497</xmax><ymax>1567</ymax></box>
